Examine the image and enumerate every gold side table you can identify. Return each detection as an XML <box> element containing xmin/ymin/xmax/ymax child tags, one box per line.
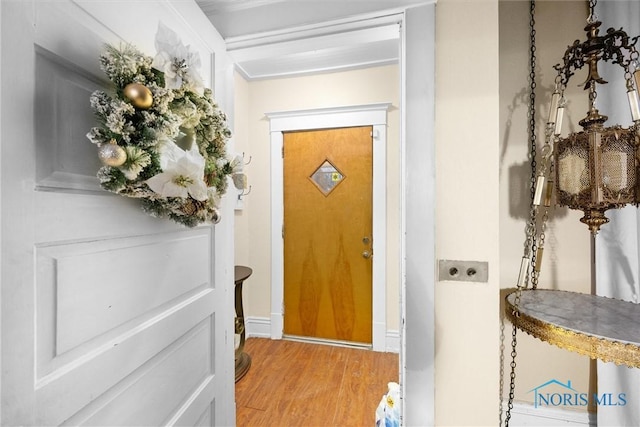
<box><xmin>234</xmin><ymin>265</ymin><xmax>252</xmax><ymax>382</ymax></box>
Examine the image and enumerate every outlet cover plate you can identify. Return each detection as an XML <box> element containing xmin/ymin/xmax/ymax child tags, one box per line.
<box><xmin>438</xmin><ymin>259</ymin><xmax>488</xmax><ymax>283</ymax></box>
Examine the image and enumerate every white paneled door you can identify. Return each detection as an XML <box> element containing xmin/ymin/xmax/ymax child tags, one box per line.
<box><xmin>0</xmin><ymin>1</ymin><xmax>234</xmax><ymax>425</ymax></box>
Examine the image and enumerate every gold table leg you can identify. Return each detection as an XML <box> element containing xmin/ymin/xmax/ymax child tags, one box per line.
<box><xmin>234</xmin><ymin>266</ymin><xmax>253</xmax><ymax>382</ymax></box>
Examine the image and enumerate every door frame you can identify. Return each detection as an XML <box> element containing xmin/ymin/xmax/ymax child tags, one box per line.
<box><xmin>266</xmin><ymin>103</ymin><xmax>390</xmax><ymax>351</ymax></box>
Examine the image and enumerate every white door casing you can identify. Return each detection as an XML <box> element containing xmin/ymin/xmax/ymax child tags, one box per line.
<box><xmin>266</xmin><ymin>103</ymin><xmax>390</xmax><ymax>351</ymax></box>
<box><xmin>402</xmin><ymin>5</ymin><xmax>436</xmax><ymax>426</ymax></box>
<box><xmin>0</xmin><ymin>0</ymin><xmax>235</xmax><ymax>425</ymax></box>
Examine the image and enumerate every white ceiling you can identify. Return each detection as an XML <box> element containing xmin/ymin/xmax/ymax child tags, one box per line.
<box><xmin>195</xmin><ymin>0</ymin><xmax>432</xmax><ymax>79</ymax></box>
<box><xmin>196</xmin><ymin>0</ymin><xmax>428</xmax><ymax>39</ymax></box>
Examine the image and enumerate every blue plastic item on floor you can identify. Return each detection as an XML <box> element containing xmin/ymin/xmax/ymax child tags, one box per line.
<box><xmin>375</xmin><ymin>382</ymin><xmax>400</xmax><ymax>427</ymax></box>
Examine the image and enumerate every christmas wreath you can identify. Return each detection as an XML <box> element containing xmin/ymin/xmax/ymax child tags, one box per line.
<box><xmin>87</xmin><ymin>23</ymin><xmax>235</xmax><ymax>227</ymax></box>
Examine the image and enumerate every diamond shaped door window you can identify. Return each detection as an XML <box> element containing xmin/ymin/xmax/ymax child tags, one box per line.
<box><xmin>310</xmin><ymin>159</ymin><xmax>345</xmax><ymax>196</ymax></box>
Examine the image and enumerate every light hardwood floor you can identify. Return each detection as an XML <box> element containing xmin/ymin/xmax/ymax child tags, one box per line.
<box><xmin>235</xmin><ymin>338</ymin><xmax>399</xmax><ymax>427</ymax></box>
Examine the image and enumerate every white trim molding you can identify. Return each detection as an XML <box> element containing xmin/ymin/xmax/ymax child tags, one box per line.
<box><xmin>225</xmin><ymin>10</ymin><xmax>404</xmax><ymax>80</ymax></box>
<box><xmin>401</xmin><ymin>5</ymin><xmax>436</xmax><ymax>425</ymax></box>
<box><xmin>244</xmin><ymin>316</ymin><xmax>272</xmax><ymax>338</ymax></box>
<box><xmin>245</xmin><ymin>316</ymin><xmax>400</xmax><ymax>354</ymax></box>
<box><xmin>265</xmin><ymin>102</ymin><xmax>391</xmax><ymax>352</ymax></box>
<box><xmin>504</xmin><ymin>401</ymin><xmax>596</xmax><ymax>426</ymax></box>
<box><xmin>385</xmin><ymin>329</ymin><xmax>400</xmax><ymax>353</ymax></box>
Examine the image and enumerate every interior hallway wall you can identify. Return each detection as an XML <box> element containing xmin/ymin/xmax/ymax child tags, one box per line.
<box><xmin>499</xmin><ymin>0</ymin><xmax>592</xmax><ymax>410</ymax></box>
<box><xmin>233</xmin><ymin>65</ymin><xmax>401</xmax><ymax>334</ymax></box>
<box><xmin>434</xmin><ymin>0</ymin><xmax>500</xmax><ymax>424</ymax></box>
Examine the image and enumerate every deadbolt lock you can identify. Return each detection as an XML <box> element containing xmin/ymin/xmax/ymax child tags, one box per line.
<box><xmin>362</xmin><ymin>236</ymin><xmax>371</xmax><ymax>245</ymax></box>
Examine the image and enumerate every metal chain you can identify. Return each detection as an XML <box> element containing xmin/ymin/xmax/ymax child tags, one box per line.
<box><xmin>588</xmin><ymin>0</ymin><xmax>597</xmax><ymax>23</ymax></box>
<box><xmin>528</xmin><ymin>0</ymin><xmax>538</xmax><ymax>290</ymax></box>
<box><xmin>531</xmin><ymin>206</ymin><xmax>547</xmax><ymax>290</ymax></box>
<box><xmin>498</xmin><ymin>318</ymin><xmax>506</xmax><ymax>427</ymax></box>
<box><xmin>504</xmin><ymin>1</ymin><xmax>536</xmax><ymax>425</ymax></box>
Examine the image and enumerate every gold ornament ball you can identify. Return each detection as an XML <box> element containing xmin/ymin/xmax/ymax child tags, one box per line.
<box><xmin>123</xmin><ymin>83</ymin><xmax>153</xmax><ymax>109</ymax></box>
<box><xmin>98</xmin><ymin>143</ymin><xmax>127</xmax><ymax>167</ymax></box>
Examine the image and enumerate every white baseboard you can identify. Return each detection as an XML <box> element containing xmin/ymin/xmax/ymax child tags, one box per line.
<box><xmin>385</xmin><ymin>329</ymin><xmax>400</xmax><ymax>353</ymax></box>
<box><xmin>505</xmin><ymin>401</ymin><xmax>595</xmax><ymax>426</ymax></box>
<box><xmin>245</xmin><ymin>316</ymin><xmax>400</xmax><ymax>353</ymax></box>
<box><xmin>244</xmin><ymin>316</ymin><xmax>271</xmax><ymax>338</ymax></box>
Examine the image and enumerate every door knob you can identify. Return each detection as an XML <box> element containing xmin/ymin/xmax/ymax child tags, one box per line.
<box><xmin>362</xmin><ymin>250</ymin><xmax>372</xmax><ymax>259</ymax></box>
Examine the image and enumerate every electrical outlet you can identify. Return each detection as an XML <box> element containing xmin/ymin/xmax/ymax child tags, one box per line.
<box><xmin>438</xmin><ymin>259</ymin><xmax>488</xmax><ymax>283</ymax></box>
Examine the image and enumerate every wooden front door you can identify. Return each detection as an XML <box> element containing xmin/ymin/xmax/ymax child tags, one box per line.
<box><xmin>0</xmin><ymin>1</ymin><xmax>233</xmax><ymax>425</ymax></box>
<box><xmin>283</xmin><ymin>126</ymin><xmax>373</xmax><ymax>344</ymax></box>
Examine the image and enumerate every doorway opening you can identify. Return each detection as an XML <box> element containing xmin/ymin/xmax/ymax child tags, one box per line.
<box><xmin>267</xmin><ymin>103</ymin><xmax>390</xmax><ymax>351</ymax></box>
<box><xmin>283</xmin><ymin>126</ymin><xmax>374</xmax><ymax>345</ymax></box>
<box><xmin>232</xmin><ymin>5</ymin><xmax>436</xmax><ymax>423</ymax></box>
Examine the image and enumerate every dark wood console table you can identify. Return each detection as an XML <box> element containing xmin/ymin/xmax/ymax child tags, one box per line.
<box><xmin>234</xmin><ymin>265</ymin><xmax>252</xmax><ymax>382</ymax></box>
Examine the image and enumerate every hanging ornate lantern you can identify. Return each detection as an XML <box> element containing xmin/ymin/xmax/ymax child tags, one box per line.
<box><xmin>503</xmin><ymin>3</ymin><xmax>640</xmax><ymax>426</ymax></box>
<box><xmin>551</xmin><ymin>18</ymin><xmax>640</xmax><ymax>233</ymax></box>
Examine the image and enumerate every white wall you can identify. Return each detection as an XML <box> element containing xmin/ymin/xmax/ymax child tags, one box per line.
<box><xmin>233</xmin><ymin>65</ymin><xmax>401</xmax><ymax>333</ymax></box>
<box><xmin>434</xmin><ymin>1</ymin><xmax>500</xmax><ymax>424</ymax></box>
<box><xmin>233</xmin><ymin>73</ymin><xmax>251</xmax><ymax>268</ymax></box>
<box><xmin>499</xmin><ymin>0</ymin><xmax>593</xmax><ymax>412</ymax></box>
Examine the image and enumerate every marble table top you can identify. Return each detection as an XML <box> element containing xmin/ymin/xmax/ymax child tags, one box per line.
<box><xmin>505</xmin><ymin>289</ymin><xmax>640</xmax><ymax>367</ymax></box>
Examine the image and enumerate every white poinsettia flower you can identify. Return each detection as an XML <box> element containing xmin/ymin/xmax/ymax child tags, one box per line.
<box><xmin>146</xmin><ymin>143</ymin><xmax>208</xmax><ymax>201</ymax></box>
<box><xmin>155</xmin><ymin>136</ymin><xmax>184</xmax><ymax>169</ymax></box>
<box><xmin>151</xmin><ymin>22</ymin><xmax>204</xmax><ymax>95</ymax></box>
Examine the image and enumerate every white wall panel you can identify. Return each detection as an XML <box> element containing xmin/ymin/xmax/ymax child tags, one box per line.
<box><xmin>35</xmin><ymin>48</ymin><xmax>104</xmax><ymax>193</ymax></box>
<box><xmin>34</xmin><ymin>287</ymin><xmax>217</xmax><ymax>426</ymax></box>
<box><xmin>34</xmin><ymin>230</ymin><xmax>212</xmax><ymax>356</ymax></box>
<box><xmin>65</xmin><ymin>319</ymin><xmax>214</xmax><ymax>426</ymax></box>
